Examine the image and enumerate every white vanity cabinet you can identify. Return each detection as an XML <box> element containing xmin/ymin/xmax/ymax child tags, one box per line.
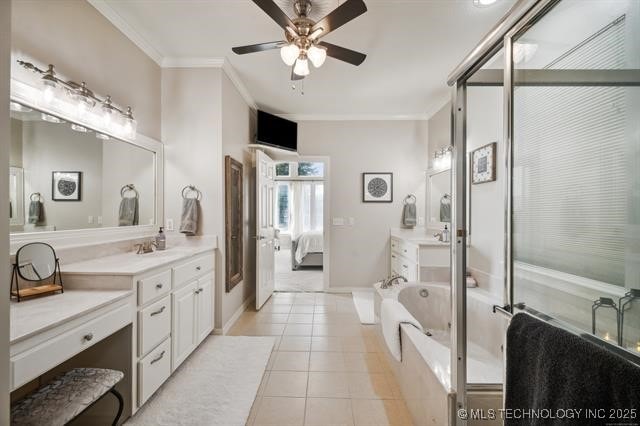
<box><xmin>390</xmin><ymin>237</ymin><xmax>420</xmax><ymax>282</ymax></box>
<box><xmin>134</xmin><ymin>249</ymin><xmax>215</xmax><ymax>406</ymax></box>
<box><xmin>390</xmin><ymin>230</ymin><xmax>450</xmax><ymax>282</ymax></box>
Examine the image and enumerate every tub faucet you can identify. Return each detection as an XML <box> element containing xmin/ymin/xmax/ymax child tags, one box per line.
<box><xmin>381</xmin><ymin>274</ymin><xmax>408</xmax><ymax>289</ymax></box>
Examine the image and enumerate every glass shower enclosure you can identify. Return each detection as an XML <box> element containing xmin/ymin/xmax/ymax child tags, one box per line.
<box><xmin>447</xmin><ymin>0</ymin><xmax>640</xmax><ymax>424</ymax></box>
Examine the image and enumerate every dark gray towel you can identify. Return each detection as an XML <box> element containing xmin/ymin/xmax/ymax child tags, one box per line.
<box><xmin>505</xmin><ymin>313</ymin><xmax>640</xmax><ymax>426</ymax></box>
<box><xmin>28</xmin><ymin>200</ymin><xmax>42</xmax><ymax>224</ymax></box>
<box><xmin>179</xmin><ymin>198</ymin><xmax>198</xmax><ymax>236</ymax></box>
<box><xmin>118</xmin><ymin>197</ymin><xmax>139</xmax><ymax>226</ymax></box>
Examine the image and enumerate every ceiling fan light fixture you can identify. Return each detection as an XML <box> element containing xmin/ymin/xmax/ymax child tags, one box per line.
<box><xmin>280</xmin><ymin>43</ymin><xmax>300</xmax><ymax>66</ymax></box>
<box><xmin>293</xmin><ymin>57</ymin><xmax>310</xmax><ymax>76</ymax></box>
<box><xmin>307</xmin><ymin>45</ymin><xmax>327</xmax><ymax>68</ymax></box>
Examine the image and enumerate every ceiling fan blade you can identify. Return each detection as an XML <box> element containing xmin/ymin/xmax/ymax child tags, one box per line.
<box><xmin>311</xmin><ymin>0</ymin><xmax>367</xmax><ymax>39</ymax></box>
<box><xmin>291</xmin><ymin>67</ymin><xmax>305</xmax><ymax>81</ymax></box>
<box><xmin>232</xmin><ymin>41</ymin><xmax>286</xmax><ymax>55</ymax></box>
<box><xmin>251</xmin><ymin>0</ymin><xmax>296</xmax><ymax>31</ymax></box>
<box><xmin>318</xmin><ymin>42</ymin><xmax>367</xmax><ymax>66</ymax></box>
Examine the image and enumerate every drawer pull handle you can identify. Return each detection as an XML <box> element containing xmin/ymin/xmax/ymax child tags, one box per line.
<box><xmin>196</xmin><ymin>266</ymin><xmax>202</xmax><ymax>271</ymax></box>
<box><xmin>150</xmin><ymin>350</ymin><xmax>166</xmax><ymax>365</ymax></box>
<box><xmin>156</xmin><ymin>283</ymin><xmax>164</xmax><ymax>289</ymax></box>
<box><xmin>150</xmin><ymin>306</ymin><xmax>166</xmax><ymax>316</ymax></box>
<box><xmin>195</xmin><ymin>288</ymin><xmax>203</xmax><ymax>294</ymax></box>
<box><xmin>83</xmin><ymin>333</ymin><xmax>94</xmax><ymax>342</ymax></box>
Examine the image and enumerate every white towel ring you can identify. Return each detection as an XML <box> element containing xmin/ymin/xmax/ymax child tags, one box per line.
<box><xmin>120</xmin><ymin>184</ymin><xmax>139</xmax><ymax>199</ymax></box>
<box><xmin>182</xmin><ymin>185</ymin><xmax>202</xmax><ymax>201</ymax></box>
<box><xmin>403</xmin><ymin>194</ymin><xmax>416</xmax><ymax>205</ymax></box>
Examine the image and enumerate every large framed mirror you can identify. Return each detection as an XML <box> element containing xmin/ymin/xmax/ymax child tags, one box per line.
<box><xmin>427</xmin><ymin>169</ymin><xmax>452</xmax><ymax>230</ymax></box>
<box><xmin>9</xmin><ymin>93</ymin><xmax>163</xmax><ymax>249</ymax></box>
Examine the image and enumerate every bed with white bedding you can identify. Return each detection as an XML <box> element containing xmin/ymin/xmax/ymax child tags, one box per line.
<box><xmin>291</xmin><ymin>230</ymin><xmax>323</xmax><ymax>270</ymax></box>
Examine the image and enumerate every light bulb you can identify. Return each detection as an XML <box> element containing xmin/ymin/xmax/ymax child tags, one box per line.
<box><xmin>10</xmin><ymin>102</ymin><xmax>32</xmax><ymax>113</ymax></box>
<box><xmin>293</xmin><ymin>58</ymin><xmax>310</xmax><ymax>76</ymax></box>
<box><xmin>41</xmin><ymin>113</ymin><xmax>63</xmax><ymax>124</ymax></box>
<box><xmin>96</xmin><ymin>133</ymin><xmax>110</xmax><ymax>140</ymax></box>
<box><xmin>280</xmin><ymin>44</ymin><xmax>300</xmax><ymax>66</ymax></box>
<box><xmin>42</xmin><ymin>81</ymin><xmax>56</xmax><ymax>104</ymax></box>
<box><xmin>71</xmin><ymin>123</ymin><xmax>89</xmax><ymax>133</ymax></box>
<box><xmin>307</xmin><ymin>45</ymin><xmax>327</xmax><ymax>68</ymax></box>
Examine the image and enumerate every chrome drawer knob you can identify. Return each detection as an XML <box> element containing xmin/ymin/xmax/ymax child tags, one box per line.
<box><xmin>156</xmin><ymin>283</ymin><xmax>164</xmax><ymax>289</ymax></box>
<box><xmin>83</xmin><ymin>333</ymin><xmax>94</xmax><ymax>342</ymax></box>
<box><xmin>196</xmin><ymin>266</ymin><xmax>202</xmax><ymax>271</ymax></box>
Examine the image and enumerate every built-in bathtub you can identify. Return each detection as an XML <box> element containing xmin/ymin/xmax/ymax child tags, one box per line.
<box><xmin>374</xmin><ymin>282</ymin><xmax>507</xmax><ymax>425</ymax></box>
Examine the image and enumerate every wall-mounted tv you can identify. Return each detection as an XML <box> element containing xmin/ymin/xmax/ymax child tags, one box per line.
<box><xmin>256</xmin><ymin>110</ymin><xmax>297</xmax><ymax>152</ymax></box>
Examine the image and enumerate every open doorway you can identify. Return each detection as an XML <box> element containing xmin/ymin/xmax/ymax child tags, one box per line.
<box><xmin>273</xmin><ymin>158</ymin><xmax>326</xmax><ymax>292</ymax></box>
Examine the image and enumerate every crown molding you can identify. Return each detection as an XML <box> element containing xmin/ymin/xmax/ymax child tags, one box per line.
<box><xmin>276</xmin><ymin>113</ymin><xmax>430</xmax><ymax>121</ymax></box>
<box><xmin>88</xmin><ymin>0</ymin><xmax>164</xmax><ymax>65</ymax></box>
<box><xmin>221</xmin><ymin>60</ymin><xmax>258</xmax><ymax>110</ymax></box>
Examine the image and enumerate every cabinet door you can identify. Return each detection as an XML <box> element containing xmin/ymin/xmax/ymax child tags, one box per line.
<box><xmin>196</xmin><ymin>274</ymin><xmax>214</xmax><ymax>344</ymax></box>
<box><xmin>172</xmin><ymin>281</ymin><xmax>197</xmax><ymax>371</ymax></box>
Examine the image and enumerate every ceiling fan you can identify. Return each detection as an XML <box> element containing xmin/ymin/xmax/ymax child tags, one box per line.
<box><xmin>232</xmin><ymin>0</ymin><xmax>367</xmax><ymax>80</ymax></box>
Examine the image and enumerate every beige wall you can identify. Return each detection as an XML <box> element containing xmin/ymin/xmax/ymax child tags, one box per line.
<box><xmin>220</xmin><ymin>73</ymin><xmax>256</xmax><ymax>326</ymax></box>
<box><xmin>298</xmin><ymin>120</ymin><xmax>429</xmax><ymax>289</ymax></box>
<box><xmin>1</xmin><ymin>1</ymin><xmax>11</xmax><ymax>422</ymax></box>
<box><xmin>11</xmin><ymin>0</ymin><xmax>161</xmax><ymax>140</ymax></box>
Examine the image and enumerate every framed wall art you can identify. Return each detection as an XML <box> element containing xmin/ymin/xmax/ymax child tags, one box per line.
<box><xmin>362</xmin><ymin>172</ymin><xmax>393</xmax><ymax>203</ymax></box>
<box><xmin>471</xmin><ymin>142</ymin><xmax>497</xmax><ymax>184</ymax></box>
<box><xmin>52</xmin><ymin>171</ymin><xmax>82</xmax><ymax>201</ymax></box>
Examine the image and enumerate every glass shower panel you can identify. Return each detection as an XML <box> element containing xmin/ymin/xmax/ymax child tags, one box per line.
<box><xmin>511</xmin><ymin>0</ymin><xmax>640</xmax><ymax>354</ymax></box>
<box><xmin>466</xmin><ymin>48</ymin><xmax>507</xmax><ymax>384</ymax></box>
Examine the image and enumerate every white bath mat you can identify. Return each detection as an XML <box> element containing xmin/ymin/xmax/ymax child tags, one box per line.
<box><xmin>126</xmin><ymin>336</ymin><xmax>275</xmax><ymax>426</ymax></box>
<box><xmin>352</xmin><ymin>291</ymin><xmax>376</xmax><ymax>324</ymax></box>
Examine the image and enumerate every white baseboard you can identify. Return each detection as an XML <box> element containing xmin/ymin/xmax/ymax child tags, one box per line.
<box><xmin>220</xmin><ymin>294</ymin><xmax>256</xmax><ymax>335</ymax></box>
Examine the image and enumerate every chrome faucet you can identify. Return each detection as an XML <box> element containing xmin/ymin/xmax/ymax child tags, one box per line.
<box><xmin>380</xmin><ymin>274</ymin><xmax>408</xmax><ymax>289</ymax></box>
<box><xmin>135</xmin><ymin>239</ymin><xmax>157</xmax><ymax>254</ymax></box>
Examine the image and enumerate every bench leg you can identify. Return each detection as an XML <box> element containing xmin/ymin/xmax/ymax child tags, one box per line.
<box><xmin>110</xmin><ymin>388</ymin><xmax>124</xmax><ymax>426</ymax></box>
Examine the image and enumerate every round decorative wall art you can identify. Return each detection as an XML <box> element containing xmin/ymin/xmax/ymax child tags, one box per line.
<box><xmin>362</xmin><ymin>172</ymin><xmax>393</xmax><ymax>203</ymax></box>
<box><xmin>52</xmin><ymin>171</ymin><xmax>82</xmax><ymax>201</ymax></box>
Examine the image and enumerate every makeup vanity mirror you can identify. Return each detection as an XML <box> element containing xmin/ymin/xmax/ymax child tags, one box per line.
<box><xmin>9</xmin><ymin>101</ymin><xmax>159</xmax><ymax>236</ymax></box>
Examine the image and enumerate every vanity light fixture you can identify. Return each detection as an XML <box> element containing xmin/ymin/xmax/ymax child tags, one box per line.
<box><xmin>16</xmin><ymin>60</ymin><xmax>137</xmax><ymax>140</ymax></box>
<box><xmin>41</xmin><ymin>113</ymin><xmax>64</xmax><ymax>124</ymax></box>
<box><xmin>473</xmin><ymin>0</ymin><xmax>498</xmax><ymax>7</ymax></box>
<box><xmin>434</xmin><ymin>146</ymin><xmax>453</xmax><ymax>170</ymax></box>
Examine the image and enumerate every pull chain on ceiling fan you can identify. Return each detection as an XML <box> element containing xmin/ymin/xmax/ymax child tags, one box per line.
<box><xmin>232</xmin><ymin>0</ymin><xmax>367</xmax><ymax>80</ymax></box>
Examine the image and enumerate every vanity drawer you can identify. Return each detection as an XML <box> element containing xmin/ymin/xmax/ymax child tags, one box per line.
<box><xmin>173</xmin><ymin>253</ymin><xmax>213</xmax><ymax>288</ymax></box>
<box><xmin>138</xmin><ymin>337</ymin><xmax>171</xmax><ymax>406</ymax></box>
<box><xmin>11</xmin><ymin>302</ymin><xmax>132</xmax><ymax>390</ymax></box>
<box><xmin>138</xmin><ymin>295</ymin><xmax>171</xmax><ymax>357</ymax></box>
<box><xmin>138</xmin><ymin>269</ymin><xmax>172</xmax><ymax>306</ymax></box>
<box><xmin>398</xmin><ymin>241</ymin><xmax>419</xmax><ymax>264</ymax></box>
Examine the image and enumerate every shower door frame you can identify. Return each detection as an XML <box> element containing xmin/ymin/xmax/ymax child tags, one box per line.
<box><xmin>448</xmin><ymin>0</ymin><xmax>561</xmax><ymax>424</ymax></box>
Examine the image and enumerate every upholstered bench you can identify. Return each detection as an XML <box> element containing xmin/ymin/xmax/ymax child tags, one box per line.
<box><xmin>11</xmin><ymin>368</ymin><xmax>124</xmax><ymax>426</ymax></box>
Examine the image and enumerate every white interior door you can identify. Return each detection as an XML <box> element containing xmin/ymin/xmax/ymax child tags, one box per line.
<box><xmin>255</xmin><ymin>150</ymin><xmax>276</xmax><ymax>309</ymax></box>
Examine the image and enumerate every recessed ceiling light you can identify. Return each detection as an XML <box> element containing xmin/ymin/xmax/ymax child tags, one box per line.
<box><xmin>473</xmin><ymin>0</ymin><xmax>498</xmax><ymax>7</ymax></box>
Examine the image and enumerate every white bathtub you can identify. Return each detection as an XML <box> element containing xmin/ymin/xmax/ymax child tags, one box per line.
<box><xmin>374</xmin><ymin>282</ymin><xmax>507</xmax><ymax>425</ymax></box>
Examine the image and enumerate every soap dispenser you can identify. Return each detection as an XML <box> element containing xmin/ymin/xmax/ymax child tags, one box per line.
<box><xmin>156</xmin><ymin>227</ymin><xmax>166</xmax><ymax>250</ymax></box>
<box><xmin>442</xmin><ymin>225</ymin><xmax>450</xmax><ymax>243</ymax></box>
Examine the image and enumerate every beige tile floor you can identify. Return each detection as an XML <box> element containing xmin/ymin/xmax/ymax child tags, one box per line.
<box><xmin>229</xmin><ymin>292</ymin><xmax>414</xmax><ymax>426</ymax></box>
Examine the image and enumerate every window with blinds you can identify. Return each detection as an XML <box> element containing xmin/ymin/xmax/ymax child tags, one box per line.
<box><xmin>512</xmin><ymin>15</ymin><xmax>633</xmax><ymax>287</ymax></box>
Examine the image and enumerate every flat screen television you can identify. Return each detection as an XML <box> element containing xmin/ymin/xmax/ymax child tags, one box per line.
<box><xmin>256</xmin><ymin>110</ymin><xmax>297</xmax><ymax>152</ymax></box>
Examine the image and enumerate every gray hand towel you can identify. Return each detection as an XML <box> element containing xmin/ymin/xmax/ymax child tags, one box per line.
<box><xmin>28</xmin><ymin>200</ymin><xmax>42</xmax><ymax>224</ymax></box>
<box><xmin>402</xmin><ymin>203</ymin><xmax>417</xmax><ymax>228</ymax></box>
<box><xmin>179</xmin><ymin>198</ymin><xmax>198</xmax><ymax>236</ymax></box>
<box><xmin>119</xmin><ymin>197</ymin><xmax>139</xmax><ymax>226</ymax></box>
<box><xmin>505</xmin><ymin>313</ymin><xmax>640</xmax><ymax>426</ymax></box>
<box><xmin>439</xmin><ymin>194</ymin><xmax>451</xmax><ymax>223</ymax></box>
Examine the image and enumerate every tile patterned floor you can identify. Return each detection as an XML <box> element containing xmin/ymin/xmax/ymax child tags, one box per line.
<box><xmin>229</xmin><ymin>292</ymin><xmax>414</xmax><ymax>426</ymax></box>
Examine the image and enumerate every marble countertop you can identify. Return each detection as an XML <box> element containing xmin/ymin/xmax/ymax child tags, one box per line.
<box><xmin>10</xmin><ymin>290</ymin><xmax>133</xmax><ymax>344</ymax></box>
<box><xmin>62</xmin><ymin>244</ymin><xmax>216</xmax><ymax>276</ymax></box>
<box><xmin>390</xmin><ymin>228</ymin><xmax>450</xmax><ymax>246</ymax></box>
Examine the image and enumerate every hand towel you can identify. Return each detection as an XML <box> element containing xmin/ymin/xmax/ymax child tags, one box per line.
<box><xmin>440</xmin><ymin>194</ymin><xmax>451</xmax><ymax>223</ymax></box>
<box><xmin>381</xmin><ymin>299</ymin><xmax>423</xmax><ymax>362</ymax></box>
<box><xmin>402</xmin><ymin>203</ymin><xmax>417</xmax><ymax>228</ymax></box>
<box><xmin>505</xmin><ymin>313</ymin><xmax>640</xmax><ymax>426</ymax></box>
<box><xmin>118</xmin><ymin>197</ymin><xmax>139</xmax><ymax>226</ymax></box>
<box><xmin>28</xmin><ymin>200</ymin><xmax>42</xmax><ymax>224</ymax></box>
<box><xmin>179</xmin><ymin>198</ymin><xmax>199</xmax><ymax>236</ymax></box>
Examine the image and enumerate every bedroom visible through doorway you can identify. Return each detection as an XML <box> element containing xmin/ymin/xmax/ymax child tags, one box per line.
<box><xmin>273</xmin><ymin>159</ymin><xmax>325</xmax><ymax>292</ymax></box>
